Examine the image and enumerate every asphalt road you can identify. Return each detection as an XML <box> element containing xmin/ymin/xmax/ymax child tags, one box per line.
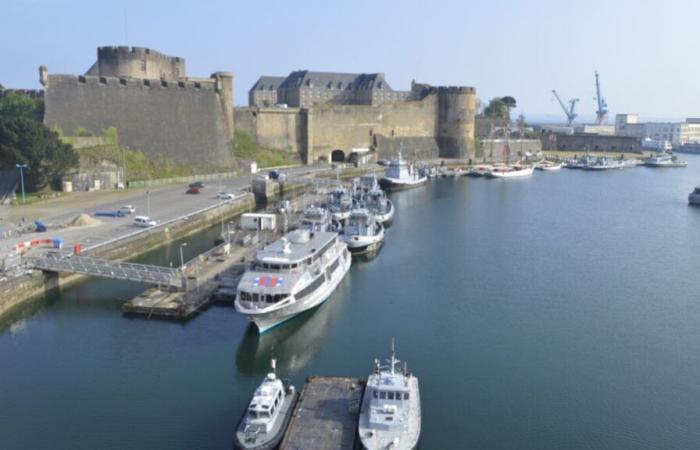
<box><xmin>0</xmin><ymin>165</ymin><xmax>330</xmax><ymax>258</ymax></box>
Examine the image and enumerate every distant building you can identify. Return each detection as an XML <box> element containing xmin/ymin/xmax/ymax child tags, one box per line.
<box><xmin>541</xmin><ymin>132</ymin><xmax>642</xmax><ymax>153</ymax></box>
<box><xmin>615</xmin><ymin>114</ymin><xmax>700</xmax><ymax>146</ymax></box>
<box><xmin>249</xmin><ymin>71</ymin><xmax>411</xmax><ymax>108</ymax></box>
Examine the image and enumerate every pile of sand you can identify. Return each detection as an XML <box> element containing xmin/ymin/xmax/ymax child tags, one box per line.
<box><xmin>68</xmin><ymin>214</ymin><xmax>101</xmax><ymax>227</ymax></box>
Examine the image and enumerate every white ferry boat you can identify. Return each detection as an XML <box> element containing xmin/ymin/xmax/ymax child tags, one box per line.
<box><xmin>341</xmin><ymin>208</ymin><xmax>385</xmax><ymax>255</ymax></box>
<box><xmin>235</xmin><ymin>229</ymin><xmax>351</xmax><ymax>333</ymax></box>
<box><xmin>234</xmin><ymin>359</ymin><xmax>298</xmax><ymax>450</ymax></box>
<box><xmin>379</xmin><ymin>151</ymin><xmax>427</xmax><ymax>191</ymax></box>
<box><xmin>358</xmin><ymin>342</ymin><xmax>421</xmax><ymax>450</ymax></box>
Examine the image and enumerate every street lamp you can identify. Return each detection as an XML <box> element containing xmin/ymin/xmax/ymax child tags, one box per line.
<box><xmin>179</xmin><ymin>242</ymin><xmax>187</xmax><ymax>268</ymax></box>
<box><xmin>15</xmin><ymin>163</ymin><xmax>27</xmax><ymax>204</ymax></box>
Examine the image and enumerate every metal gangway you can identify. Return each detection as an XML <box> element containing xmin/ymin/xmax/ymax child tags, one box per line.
<box><xmin>29</xmin><ymin>253</ymin><xmax>182</xmax><ymax>288</ymax></box>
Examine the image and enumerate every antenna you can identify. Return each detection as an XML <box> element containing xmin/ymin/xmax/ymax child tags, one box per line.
<box><xmin>390</xmin><ymin>338</ymin><xmax>396</xmax><ymax>375</ymax></box>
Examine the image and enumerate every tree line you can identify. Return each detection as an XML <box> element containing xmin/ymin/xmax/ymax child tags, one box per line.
<box><xmin>0</xmin><ymin>92</ymin><xmax>78</xmax><ymax>192</ymax></box>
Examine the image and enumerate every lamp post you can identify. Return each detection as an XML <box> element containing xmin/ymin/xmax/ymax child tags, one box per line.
<box><xmin>15</xmin><ymin>164</ymin><xmax>27</xmax><ymax>204</ymax></box>
<box><xmin>179</xmin><ymin>242</ymin><xmax>187</xmax><ymax>268</ymax></box>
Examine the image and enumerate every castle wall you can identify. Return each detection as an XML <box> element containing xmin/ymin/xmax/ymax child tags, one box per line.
<box><xmin>44</xmin><ymin>73</ymin><xmax>234</xmax><ymax>168</ymax></box>
<box><xmin>233</xmin><ymin>107</ymin><xmax>301</xmax><ymax>153</ymax></box>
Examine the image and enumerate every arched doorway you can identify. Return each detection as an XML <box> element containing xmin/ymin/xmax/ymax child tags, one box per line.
<box><xmin>330</xmin><ymin>149</ymin><xmax>346</xmax><ymax>162</ymax></box>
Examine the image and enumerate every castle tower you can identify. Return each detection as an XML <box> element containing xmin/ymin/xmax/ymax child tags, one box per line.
<box><xmin>437</xmin><ymin>86</ymin><xmax>476</xmax><ymax>159</ymax></box>
<box><xmin>91</xmin><ymin>46</ymin><xmax>185</xmax><ymax>79</ymax></box>
<box><xmin>212</xmin><ymin>71</ymin><xmax>234</xmax><ymax>139</ymax></box>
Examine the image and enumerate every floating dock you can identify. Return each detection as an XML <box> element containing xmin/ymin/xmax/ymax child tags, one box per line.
<box><xmin>280</xmin><ymin>376</ymin><xmax>365</xmax><ymax>450</ymax></box>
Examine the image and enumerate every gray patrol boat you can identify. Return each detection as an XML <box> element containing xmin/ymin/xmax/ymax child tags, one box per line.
<box><xmin>235</xmin><ymin>229</ymin><xmax>351</xmax><ymax>333</ymax></box>
<box><xmin>358</xmin><ymin>342</ymin><xmax>421</xmax><ymax>450</ymax></box>
<box><xmin>234</xmin><ymin>359</ymin><xmax>298</xmax><ymax>450</ymax></box>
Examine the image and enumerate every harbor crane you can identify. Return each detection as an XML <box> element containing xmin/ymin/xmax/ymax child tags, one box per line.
<box><xmin>594</xmin><ymin>71</ymin><xmax>608</xmax><ymax>125</ymax></box>
<box><xmin>552</xmin><ymin>90</ymin><xmax>579</xmax><ymax>126</ymax></box>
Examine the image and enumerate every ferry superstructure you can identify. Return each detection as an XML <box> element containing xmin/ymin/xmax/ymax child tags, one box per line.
<box><xmin>235</xmin><ymin>229</ymin><xmax>351</xmax><ymax>333</ymax></box>
<box><xmin>358</xmin><ymin>343</ymin><xmax>421</xmax><ymax>450</ymax></box>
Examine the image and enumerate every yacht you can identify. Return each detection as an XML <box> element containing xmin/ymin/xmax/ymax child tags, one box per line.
<box><xmin>327</xmin><ymin>186</ymin><xmax>354</xmax><ymax>222</ymax></box>
<box><xmin>358</xmin><ymin>342</ymin><xmax>421</xmax><ymax>450</ymax></box>
<box><xmin>486</xmin><ymin>164</ymin><xmax>534</xmax><ymax>178</ymax></box>
<box><xmin>235</xmin><ymin>229</ymin><xmax>351</xmax><ymax>333</ymax></box>
<box><xmin>341</xmin><ymin>208</ymin><xmax>385</xmax><ymax>255</ymax></box>
<box><xmin>234</xmin><ymin>359</ymin><xmax>298</xmax><ymax>450</ymax></box>
<box><xmin>643</xmin><ymin>152</ymin><xmax>688</xmax><ymax>168</ymax></box>
<box><xmin>363</xmin><ymin>188</ymin><xmax>395</xmax><ymax>226</ymax></box>
<box><xmin>688</xmin><ymin>186</ymin><xmax>700</xmax><ymax>205</ymax></box>
<box><xmin>379</xmin><ymin>151</ymin><xmax>427</xmax><ymax>191</ymax></box>
<box><xmin>298</xmin><ymin>206</ymin><xmax>334</xmax><ymax>233</ymax></box>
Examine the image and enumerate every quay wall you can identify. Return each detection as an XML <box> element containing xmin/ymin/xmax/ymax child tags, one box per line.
<box><xmin>0</xmin><ymin>194</ymin><xmax>255</xmax><ymax>321</ymax></box>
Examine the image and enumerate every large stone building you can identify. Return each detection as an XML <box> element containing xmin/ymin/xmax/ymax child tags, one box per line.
<box><xmin>42</xmin><ymin>46</ymin><xmax>234</xmax><ymax>168</ymax></box>
<box><xmin>249</xmin><ymin>71</ymin><xmax>411</xmax><ymax>108</ymax></box>
<box><xmin>239</xmin><ymin>75</ymin><xmax>477</xmax><ymax>163</ymax></box>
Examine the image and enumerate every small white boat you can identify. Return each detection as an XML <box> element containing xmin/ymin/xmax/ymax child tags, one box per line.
<box><xmin>643</xmin><ymin>152</ymin><xmax>688</xmax><ymax>168</ymax></box>
<box><xmin>486</xmin><ymin>165</ymin><xmax>534</xmax><ymax>178</ymax></box>
<box><xmin>234</xmin><ymin>359</ymin><xmax>298</xmax><ymax>450</ymax></box>
<box><xmin>583</xmin><ymin>156</ymin><xmax>624</xmax><ymax>170</ymax></box>
<box><xmin>535</xmin><ymin>162</ymin><xmax>562</xmax><ymax>171</ymax></box>
<box><xmin>342</xmin><ymin>208</ymin><xmax>385</xmax><ymax>256</ymax></box>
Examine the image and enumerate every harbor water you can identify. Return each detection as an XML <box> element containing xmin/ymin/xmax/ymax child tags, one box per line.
<box><xmin>3</xmin><ymin>157</ymin><xmax>700</xmax><ymax>449</ymax></box>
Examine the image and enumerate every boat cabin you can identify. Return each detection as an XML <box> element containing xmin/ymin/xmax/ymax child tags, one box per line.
<box><xmin>245</xmin><ymin>373</ymin><xmax>285</xmax><ymax>434</ymax></box>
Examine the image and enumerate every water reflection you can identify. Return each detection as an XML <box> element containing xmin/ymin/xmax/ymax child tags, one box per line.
<box><xmin>235</xmin><ymin>275</ymin><xmax>351</xmax><ymax>377</ymax></box>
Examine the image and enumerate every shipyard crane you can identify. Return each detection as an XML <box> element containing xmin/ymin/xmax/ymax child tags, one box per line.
<box><xmin>552</xmin><ymin>90</ymin><xmax>579</xmax><ymax>126</ymax></box>
<box><xmin>594</xmin><ymin>71</ymin><xmax>608</xmax><ymax>125</ymax></box>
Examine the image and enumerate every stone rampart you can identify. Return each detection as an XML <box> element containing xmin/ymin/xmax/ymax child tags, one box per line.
<box><xmin>43</xmin><ymin>72</ymin><xmax>234</xmax><ymax>168</ymax></box>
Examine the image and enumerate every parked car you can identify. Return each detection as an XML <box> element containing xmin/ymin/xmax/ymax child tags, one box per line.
<box><xmin>186</xmin><ymin>187</ymin><xmax>201</xmax><ymax>194</ymax></box>
<box><xmin>377</xmin><ymin>160</ymin><xmax>389</xmax><ymax>166</ymax></box>
<box><xmin>133</xmin><ymin>216</ymin><xmax>156</xmax><ymax>228</ymax></box>
<box><xmin>188</xmin><ymin>181</ymin><xmax>205</xmax><ymax>189</ymax></box>
<box><xmin>119</xmin><ymin>205</ymin><xmax>135</xmax><ymax>214</ymax></box>
<box><xmin>216</xmin><ymin>191</ymin><xmax>236</xmax><ymax>200</ymax></box>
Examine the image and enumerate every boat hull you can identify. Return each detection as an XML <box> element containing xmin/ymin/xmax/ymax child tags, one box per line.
<box><xmin>486</xmin><ymin>167</ymin><xmax>534</xmax><ymax>178</ymax></box>
<box><xmin>379</xmin><ymin>177</ymin><xmax>427</xmax><ymax>191</ymax></box>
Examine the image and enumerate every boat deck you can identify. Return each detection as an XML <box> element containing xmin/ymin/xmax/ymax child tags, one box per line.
<box><xmin>280</xmin><ymin>376</ymin><xmax>365</xmax><ymax>450</ymax></box>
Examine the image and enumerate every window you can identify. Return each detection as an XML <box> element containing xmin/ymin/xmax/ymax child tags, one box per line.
<box><xmin>404</xmin><ymin>393</ymin><xmax>409</xmax><ymax>400</ymax></box>
<box><xmin>373</xmin><ymin>390</ymin><xmax>378</xmax><ymax>399</ymax></box>
<box><xmin>252</xmin><ymin>293</ymin><xmax>259</xmax><ymax>302</ymax></box>
<box><xmin>388</xmin><ymin>392</ymin><xmax>395</xmax><ymax>400</ymax></box>
<box><xmin>296</xmin><ymin>275</ymin><xmax>325</xmax><ymax>299</ymax></box>
<box><xmin>380</xmin><ymin>391</ymin><xmax>387</xmax><ymax>399</ymax></box>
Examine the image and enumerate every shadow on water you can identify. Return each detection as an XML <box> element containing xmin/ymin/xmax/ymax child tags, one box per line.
<box><xmin>235</xmin><ymin>273</ymin><xmax>352</xmax><ymax>377</ymax></box>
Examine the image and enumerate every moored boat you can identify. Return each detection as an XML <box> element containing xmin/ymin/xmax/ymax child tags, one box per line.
<box><xmin>327</xmin><ymin>185</ymin><xmax>354</xmax><ymax>222</ymax></box>
<box><xmin>234</xmin><ymin>359</ymin><xmax>298</xmax><ymax>450</ymax></box>
<box><xmin>689</xmin><ymin>186</ymin><xmax>700</xmax><ymax>205</ymax></box>
<box><xmin>341</xmin><ymin>208</ymin><xmax>385</xmax><ymax>256</ymax></box>
<box><xmin>358</xmin><ymin>342</ymin><xmax>421</xmax><ymax>450</ymax></box>
<box><xmin>643</xmin><ymin>152</ymin><xmax>688</xmax><ymax>168</ymax></box>
<box><xmin>535</xmin><ymin>162</ymin><xmax>562</xmax><ymax>171</ymax></box>
<box><xmin>379</xmin><ymin>151</ymin><xmax>427</xmax><ymax>191</ymax></box>
<box><xmin>235</xmin><ymin>229</ymin><xmax>351</xmax><ymax>333</ymax></box>
<box><xmin>363</xmin><ymin>188</ymin><xmax>395</xmax><ymax>226</ymax></box>
<box><xmin>486</xmin><ymin>165</ymin><xmax>534</xmax><ymax>178</ymax></box>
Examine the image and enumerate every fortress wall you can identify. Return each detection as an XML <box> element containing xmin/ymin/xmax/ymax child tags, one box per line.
<box><xmin>44</xmin><ymin>74</ymin><xmax>234</xmax><ymax>168</ymax></box>
<box><xmin>233</xmin><ymin>107</ymin><xmax>302</xmax><ymax>153</ymax></box>
<box><xmin>95</xmin><ymin>46</ymin><xmax>185</xmax><ymax>79</ymax></box>
<box><xmin>309</xmin><ymin>96</ymin><xmax>439</xmax><ymax>161</ymax></box>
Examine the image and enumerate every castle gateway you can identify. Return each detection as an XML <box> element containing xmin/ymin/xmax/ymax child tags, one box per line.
<box><xmin>42</xmin><ymin>46</ymin><xmax>234</xmax><ymax>169</ymax></box>
<box><xmin>237</xmin><ymin>72</ymin><xmax>477</xmax><ymax>163</ymax></box>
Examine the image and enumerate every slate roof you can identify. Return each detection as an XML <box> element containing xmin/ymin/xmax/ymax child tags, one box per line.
<box><xmin>250</xmin><ymin>76</ymin><xmax>286</xmax><ymax>92</ymax></box>
<box><xmin>277</xmin><ymin>71</ymin><xmax>393</xmax><ymax>91</ymax></box>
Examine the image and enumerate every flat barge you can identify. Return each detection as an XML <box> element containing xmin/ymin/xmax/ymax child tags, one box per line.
<box><xmin>280</xmin><ymin>376</ymin><xmax>365</xmax><ymax>450</ymax></box>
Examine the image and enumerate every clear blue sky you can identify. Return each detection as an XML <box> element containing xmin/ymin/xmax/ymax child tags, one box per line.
<box><xmin>3</xmin><ymin>0</ymin><xmax>699</xmax><ymax>122</ymax></box>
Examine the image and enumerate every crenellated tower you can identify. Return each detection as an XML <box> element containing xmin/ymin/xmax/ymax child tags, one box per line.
<box><xmin>436</xmin><ymin>86</ymin><xmax>476</xmax><ymax>159</ymax></box>
<box><xmin>88</xmin><ymin>46</ymin><xmax>185</xmax><ymax>79</ymax></box>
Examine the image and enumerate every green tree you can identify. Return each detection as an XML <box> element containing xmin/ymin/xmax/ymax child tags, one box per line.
<box><xmin>0</xmin><ymin>92</ymin><xmax>44</xmax><ymax>122</ymax></box>
<box><xmin>516</xmin><ymin>113</ymin><xmax>526</xmax><ymax>132</ymax></box>
<box><xmin>0</xmin><ymin>116</ymin><xmax>79</xmax><ymax>191</ymax></box>
<box><xmin>483</xmin><ymin>97</ymin><xmax>508</xmax><ymax>119</ymax></box>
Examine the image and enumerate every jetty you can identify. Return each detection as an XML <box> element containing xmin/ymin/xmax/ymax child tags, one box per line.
<box><xmin>280</xmin><ymin>376</ymin><xmax>365</xmax><ymax>450</ymax></box>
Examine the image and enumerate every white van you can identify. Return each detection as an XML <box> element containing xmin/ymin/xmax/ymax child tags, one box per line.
<box><xmin>133</xmin><ymin>216</ymin><xmax>156</xmax><ymax>228</ymax></box>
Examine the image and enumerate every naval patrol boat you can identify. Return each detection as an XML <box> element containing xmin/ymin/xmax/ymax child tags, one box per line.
<box><xmin>327</xmin><ymin>185</ymin><xmax>354</xmax><ymax>222</ymax></box>
<box><xmin>341</xmin><ymin>208</ymin><xmax>385</xmax><ymax>255</ymax></box>
<box><xmin>358</xmin><ymin>342</ymin><xmax>421</xmax><ymax>450</ymax></box>
<box><xmin>298</xmin><ymin>205</ymin><xmax>335</xmax><ymax>233</ymax></box>
<box><xmin>363</xmin><ymin>188</ymin><xmax>395</xmax><ymax>226</ymax></box>
<box><xmin>379</xmin><ymin>151</ymin><xmax>427</xmax><ymax>191</ymax></box>
<box><xmin>234</xmin><ymin>359</ymin><xmax>298</xmax><ymax>450</ymax></box>
<box><xmin>235</xmin><ymin>229</ymin><xmax>351</xmax><ymax>333</ymax></box>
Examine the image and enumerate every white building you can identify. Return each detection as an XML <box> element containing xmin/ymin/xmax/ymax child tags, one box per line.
<box><xmin>615</xmin><ymin>114</ymin><xmax>700</xmax><ymax>146</ymax></box>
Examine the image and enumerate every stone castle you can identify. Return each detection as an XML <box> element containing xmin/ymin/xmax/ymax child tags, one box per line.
<box><xmin>41</xmin><ymin>46</ymin><xmax>234</xmax><ymax>168</ymax></box>
<box><xmin>38</xmin><ymin>46</ymin><xmax>477</xmax><ymax>167</ymax></box>
<box><xmin>240</xmin><ymin>71</ymin><xmax>477</xmax><ymax>163</ymax></box>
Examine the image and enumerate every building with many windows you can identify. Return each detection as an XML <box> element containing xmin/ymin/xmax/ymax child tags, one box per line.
<box><xmin>249</xmin><ymin>71</ymin><xmax>411</xmax><ymax>108</ymax></box>
<box><xmin>615</xmin><ymin>114</ymin><xmax>700</xmax><ymax>146</ymax></box>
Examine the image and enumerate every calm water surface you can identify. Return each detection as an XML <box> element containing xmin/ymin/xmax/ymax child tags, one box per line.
<box><xmin>3</xmin><ymin>157</ymin><xmax>700</xmax><ymax>449</ymax></box>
